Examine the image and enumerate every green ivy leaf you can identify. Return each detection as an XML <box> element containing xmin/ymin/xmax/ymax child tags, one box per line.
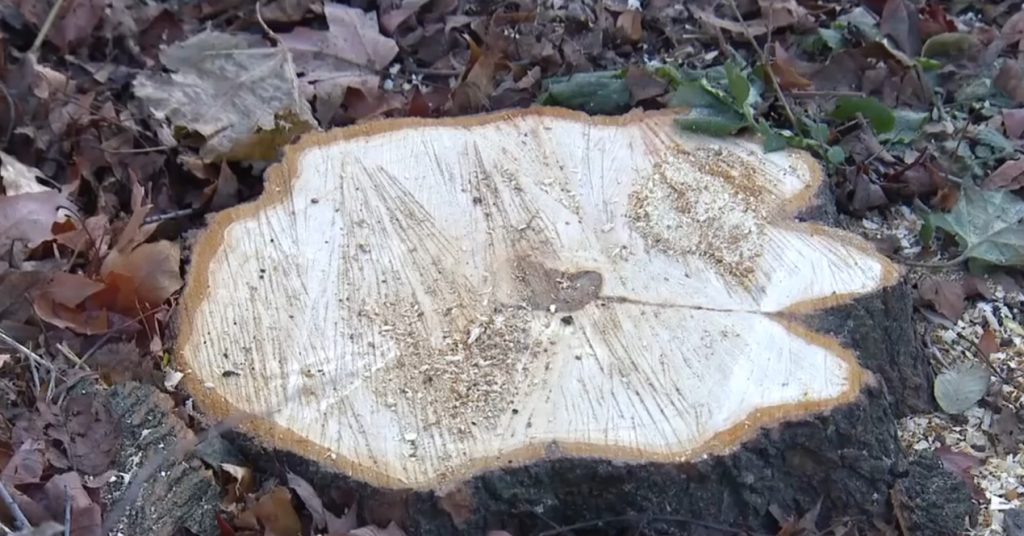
<box><xmin>676</xmin><ymin>107</ymin><xmax>748</xmax><ymax>136</ymax></box>
<box><xmin>831</xmin><ymin>96</ymin><xmax>896</xmax><ymax>134</ymax></box>
<box><xmin>928</xmin><ymin>181</ymin><xmax>1024</xmax><ymax>267</ymax></box>
<box><xmin>668</xmin><ymin>80</ymin><xmax>725</xmax><ymax>109</ymax></box>
<box><xmin>755</xmin><ymin>122</ymin><xmax>788</xmax><ymax>152</ymax></box>
<box><xmin>725</xmin><ymin>61</ymin><xmax>751</xmax><ymax>109</ymax></box>
<box><xmin>879</xmin><ymin>110</ymin><xmax>929</xmax><ymax>144</ymax></box>
<box><xmin>539</xmin><ymin>71</ymin><xmax>631</xmax><ymax>115</ymax></box>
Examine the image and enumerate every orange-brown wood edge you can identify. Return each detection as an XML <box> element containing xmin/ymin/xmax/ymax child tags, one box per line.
<box><xmin>175</xmin><ymin>106</ymin><xmax>904</xmax><ymax>491</ymax></box>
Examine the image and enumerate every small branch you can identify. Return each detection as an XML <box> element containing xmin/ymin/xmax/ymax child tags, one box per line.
<box><xmin>255</xmin><ymin>2</ymin><xmax>282</xmax><ymax>46</ymax></box>
<box><xmin>62</xmin><ymin>486</ymin><xmax>69</xmax><ymax>536</ymax></box>
<box><xmin>897</xmin><ymin>253</ymin><xmax>967</xmax><ymax>269</ymax></box>
<box><xmin>0</xmin><ymin>81</ymin><xmax>14</xmax><ymax>148</ymax></box>
<box><xmin>789</xmin><ymin>90</ymin><xmax>866</xmax><ymax>98</ymax></box>
<box><xmin>143</xmin><ymin>207</ymin><xmax>197</xmax><ymax>225</ymax></box>
<box><xmin>0</xmin><ymin>329</ymin><xmax>56</xmax><ymax>374</ymax></box>
<box><xmin>407</xmin><ymin>67</ymin><xmax>463</xmax><ymax>77</ymax></box>
<box><xmin>28</xmin><ymin>0</ymin><xmax>67</xmax><ymax>58</ymax></box>
<box><xmin>0</xmin><ymin>481</ymin><xmax>30</xmax><ymax>531</ymax></box>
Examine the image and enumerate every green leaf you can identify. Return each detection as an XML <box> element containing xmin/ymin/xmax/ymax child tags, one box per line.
<box><xmin>725</xmin><ymin>61</ymin><xmax>751</xmax><ymax>109</ymax></box>
<box><xmin>539</xmin><ymin>71</ymin><xmax>631</xmax><ymax>115</ymax></box>
<box><xmin>831</xmin><ymin>96</ymin><xmax>896</xmax><ymax>134</ymax></box>
<box><xmin>934</xmin><ymin>362</ymin><xmax>990</xmax><ymax>414</ymax></box>
<box><xmin>757</xmin><ymin>123</ymin><xmax>788</xmax><ymax>152</ymax></box>
<box><xmin>676</xmin><ymin>107</ymin><xmax>748</xmax><ymax>136</ymax></box>
<box><xmin>817</xmin><ymin>27</ymin><xmax>846</xmax><ymax>50</ymax></box>
<box><xmin>668</xmin><ymin>80</ymin><xmax>724</xmax><ymax>109</ymax></box>
<box><xmin>826</xmin><ymin>145</ymin><xmax>846</xmax><ymax>165</ymax></box>
<box><xmin>879</xmin><ymin>110</ymin><xmax>929</xmax><ymax>144</ymax></box>
<box><xmin>806</xmin><ymin>121</ymin><xmax>830</xmax><ymax>146</ymax></box>
<box><xmin>928</xmin><ymin>181</ymin><xmax>1024</xmax><ymax>267</ymax></box>
<box><xmin>653</xmin><ymin>65</ymin><xmax>685</xmax><ymax>89</ymax></box>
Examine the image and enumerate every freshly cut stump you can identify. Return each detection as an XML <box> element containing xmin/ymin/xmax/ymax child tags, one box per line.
<box><xmin>177</xmin><ymin>108</ymin><xmax>950</xmax><ymax>533</ymax></box>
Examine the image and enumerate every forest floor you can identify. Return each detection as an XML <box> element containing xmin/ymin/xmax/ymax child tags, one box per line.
<box><xmin>0</xmin><ymin>0</ymin><xmax>1023</xmax><ymax>534</ymax></box>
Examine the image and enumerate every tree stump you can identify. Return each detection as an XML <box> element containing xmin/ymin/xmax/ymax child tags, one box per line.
<box><xmin>175</xmin><ymin>109</ymin><xmax>959</xmax><ymax>534</ymax></box>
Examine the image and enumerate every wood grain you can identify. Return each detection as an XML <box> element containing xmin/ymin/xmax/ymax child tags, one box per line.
<box><xmin>176</xmin><ymin>108</ymin><xmax>900</xmax><ymax>490</ymax></box>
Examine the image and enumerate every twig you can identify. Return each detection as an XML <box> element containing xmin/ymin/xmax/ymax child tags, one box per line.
<box><xmin>724</xmin><ymin>0</ymin><xmax>801</xmax><ymax>136</ymax></box>
<box><xmin>407</xmin><ymin>67</ymin><xmax>463</xmax><ymax>77</ymax></box>
<box><xmin>0</xmin><ymin>81</ymin><xmax>14</xmax><ymax>148</ymax></box>
<box><xmin>97</xmin><ymin>145</ymin><xmax>172</xmax><ymax>155</ymax></box>
<box><xmin>789</xmin><ymin>90</ymin><xmax>866</xmax><ymax>98</ymax></box>
<box><xmin>0</xmin><ymin>481</ymin><xmax>30</xmax><ymax>531</ymax></box>
<box><xmin>143</xmin><ymin>207</ymin><xmax>197</xmax><ymax>225</ymax></box>
<box><xmin>896</xmin><ymin>253</ymin><xmax>967</xmax><ymax>269</ymax></box>
<box><xmin>536</xmin><ymin>514</ymin><xmax>762</xmax><ymax>536</ymax></box>
<box><xmin>62</xmin><ymin>486</ymin><xmax>69</xmax><ymax>536</ymax></box>
<box><xmin>0</xmin><ymin>329</ymin><xmax>56</xmax><ymax>374</ymax></box>
<box><xmin>255</xmin><ymin>1</ymin><xmax>282</xmax><ymax>45</ymax></box>
<box><xmin>28</xmin><ymin>0</ymin><xmax>68</xmax><ymax>58</ymax></box>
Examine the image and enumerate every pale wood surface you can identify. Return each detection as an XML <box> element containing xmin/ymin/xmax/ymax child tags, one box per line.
<box><xmin>177</xmin><ymin>109</ymin><xmax>899</xmax><ymax>490</ymax></box>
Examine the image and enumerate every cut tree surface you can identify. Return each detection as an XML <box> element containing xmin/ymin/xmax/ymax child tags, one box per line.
<box><xmin>177</xmin><ymin>108</ymin><xmax>903</xmax><ymax>492</ymax></box>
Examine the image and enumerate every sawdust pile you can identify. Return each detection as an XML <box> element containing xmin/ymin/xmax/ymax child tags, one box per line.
<box><xmin>629</xmin><ymin>144</ymin><xmax>779</xmax><ymax>285</ymax></box>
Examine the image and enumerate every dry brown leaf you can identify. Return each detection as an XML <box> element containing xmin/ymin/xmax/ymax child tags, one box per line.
<box><xmin>917</xmin><ymin>276</ymin><xmax>966</xmax><ymax>321</ymax></box>
<box><xmin>624</xmin><ymin>66</ymin><xmax>667</xmax><ymax>104</ymax></box>
<box><xmin>694</xmin><ymin>8</ymin><xmax>769</xmax><ymax>37</ymax></box>
<box><xmin>350</xmin><ymin>522</ymin><xmax>407</xmax><ymax>536</ymax></box>
<box><xmin>252</xmin><ymin>486</ymin><xmax>302</xmax><ymax>536</ymax></box>
<box><xmin>615</xmin><ymin>10</ymin><xmax>643</xmax><ymax>42</ymax></box>
<box><xmin>1002</xmin><ymin>10</ymin><xmax>1024</xmax><ymax>59</ymax></box>
<box><xmin>0</xmin><ymin>191</ymin><xmax>71</xmax><ymax>254</ymax></box>
<box><xmin>935</xmin><ymin>446</ymin><xmax>984</xmax><ymax>499</ymax></box>
<box><xmin>438</xmin><ymin>485</ymin><xmax>474</xmax><ymax>528</ymax></box>
<box><xmin>281</xmin><ymin>4</ymin><xmax>398</xmax><ymax>70</ymax></box>
<box><xmin>286</xmin><ymin>471</ymin><xmax>349</xmax><ymax>531</ymax></box>
<box><xmin>879</xmin><ymin>0</ymin><xmax>921</xmax><ymax>56</ymax></box>
<box><xmin>221</xmin><ymin>463</ymin><xmax>256</xmax><ymax>504</ymax></box>
<box><xmin>60</xmin><ymin>393</ymin><xmax>119</xmax><ymax>476</ymax></box>
<box><xmin>43</xmin><ymin>472</ymin><xmax>102</xmax><ymax>536</ymax></box>
<box><xmin>1</xmin><ymin>440</ymin><xmax>45</xmax><ymax>485</ymax></box>
<box><xmin>995</xmin><ymin>60</ymin><xmax>1024</xmax><ymax>105</ymax></box>
<box><xmin>769</xmin><ymin>44</ymin><xmax>813</xmax><ymax>91</ymax></box>
<box><xmin>1003</xmin><ymin>108</ymin><xmax>1024</xmax><ymax>139</ymax></box>
<box><xmin>100</xmin><ymin>241</ymin><xmax>184</xmax><ymax>308</ymax></box>
<box><xmin>757</xmin><ymin>0</ymin><xmax>810</xmax><ymax>30</ymax></box>
<box><xmin>451</xmin><ymin>46</ymin><xmax>501</xmax><ymax>114</ymax></box>
<box><xmin>978</xmin><ymin>328</ymin><xmax>1000</xmax><ymax>356</ymax></box>
<box><xmin>50</xmin><ymin>0</ymin><xmax>106</xmax><ymax>53</ymax></box>
<box><xmin>982</xmin><ymin>159</ymin><xmax>1024</xmax><ymax>190</ymax></box>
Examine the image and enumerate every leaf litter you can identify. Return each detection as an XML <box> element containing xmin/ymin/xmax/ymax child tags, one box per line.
<box><xmin>1</xmin><ymin>0</ymin><xmax>1024</xmax><ymax>533</ymax></box>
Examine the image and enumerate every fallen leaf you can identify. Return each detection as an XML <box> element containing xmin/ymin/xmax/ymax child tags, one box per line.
<box><xmin>918</xmin><ymin>3</ymin><xmax>956</xmax><ymax>39</ymax></box>
<box><xmin>917</xmin><ymin>276</ymin><xmax>966</xmax><ymax>320</ymax></box>
<box><xmin>451</xmin><ymin>34</ymin><xmax>502</xmax><ymax>114</ymax></box>
<box><xmin>279</xmin><ymin>4</ymin><xmax>389</xmax><ymax>124</ymax></box>
<box><xmin>287</xmin><ymin>471</ymin><xmax>349</xmax><ymax>531</ymax></box>
<box><xmin>43</xmin><ymin>472</ymin><xmax>102</xmax><ymax>536</ymax></box>
<box><xmin>757</xmin><ymin>0</ymin><xmax>810</xmax><ymax>31</ymax></box>
<box><xmin>769</xmin><ymin>43</ymin><xmax>813</xmax><ymax>91</ymax></box>
<box><xmin>0</xmin><ymin>152</ymin><xmax>50</xmax><ymax>195</ymax></box>
<box><xmin>50</xmin><ymin>0</ymin><xmax>105</xmax><ymax>53</ymax></box>
<box><xmin>693</xmin><ymin>8</ymin><xmax>769</xmax><ymax>37</ymax></box>
<box><xmin>992</xmin><ymin>408</ymin><xmax>1021</xmax><ymax>454</ymax></box>
<box><xmin>995</xmin><ymin>60</ymin><xmax>1024</xmax><ymax>105</ymax></box>
<box><xmin>260</xmin><ymin>0</ymin><xmax>320</xmax><ymax>23</ymax></box>
<box><xmin>1003</xmin><ymin>108</ymin><xmax>1024</xmax><ymax>139</ymax></box>
<box><xmin>879</xmin><ymin>0</ymin><xmax>921</xmax><ymax>56</ymax></box>
<box><xmin>831</xmin><ymin>96</ymin><xmax>896</xmax><ymax>134</ymax></box>
<box><xmin>983</xmin><ymin>159</ymin><xmax>1024</xmax><ymax>190</ymax></box>
<box><xmin>252</xmin><ymin>486</ymin><xmax>302</xmax><ymax>536</ymax></box>
<box><xmin>350</xmin><ymin>522</ymin><xmax>407</xmax><ymax>536</ymax></box>
<box><xmin>59</xmin><ymin>393</ymin><xmax>119</xmax><ymax>476</ymax></box>
<box><xmin>1</xmin><ymin>440</ymin><xmax>45</xmax><ymax>485</ymax></box>
<box><xmin>221</xmin><ymin>463</ymin><xmax>255</xmax><ymax>504</ymax></box>
<box><xmin>921</xmin><ymin>33</ymin><xmax>981</xmax><ymax>62</ymax></box>
<box><xmin>934</xmin><ymin>362</ymin><xmax>990</xmax><ymax>414</ymax></box>
<box><xmin>978</xmin><ymin>329</ymin><xmax>1000</xmax><ymax>356</ymax></box>
<box><xmin>100</xmin><ymin>241</ymin><xmax>184</xmax><ymax>309</ymax></box>
<box><xmin>1001</xmin><ymin>10</ymin><xmax>1024</xmax><ymax>59</ymax></box>
<box><xmin>615</xmin><ymin>10</ymin><xmax>642</xmax><ymax>43</ymax></box>
<box><xmin>133</xmin><ymin>31</ymin><xmax>316</xmax><ymax>161</ymax></box>
<box><xmin>961</xmin><ymin>275</ymin><xmax>995</xmax><ymax>299</ymax></box>
<box><xmin>281</xmin><ymin>4</ymin><xmax>398</xmax><ymax>70</ymax></box>
<box><xmin>540</xmin><ymin>71</ymin><xmax>631</xmax><ymax>115</ymax></box>
<box><xmin>438</xmin><ymin>485</ymin><xmax>473</xmax><ymax>528</ymax></box>
<box><xmin>935</xmin><ymin>446</ymin><xmax>983</xmax><ymax>497</ymax></box>
<box><xmin>624</xmin><ymin>67</ymin><xmax>667</xmax><ymax>104</ymax></box>
<box><xmin>928</xmin><ymin>181</ymin><xmax>1024</xmax><ymax>267</ymax></box>
<box><xmin>0</xmin><ymin>191</ymin><xmax>72</xmax><ymax>255</ymax></box>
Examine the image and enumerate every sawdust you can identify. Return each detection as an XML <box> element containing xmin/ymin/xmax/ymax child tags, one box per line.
<box><xmin>369</xmin><ymin>298</ymin><xmax>538</xmax><ymax>436</ymax></box>
<box><xmin>628</xmin><ymin>144</ymin><xmax>778</xmax><ymax>286</ymax></box>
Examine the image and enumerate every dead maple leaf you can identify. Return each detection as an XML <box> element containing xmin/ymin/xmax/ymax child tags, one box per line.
<box><xmin>30</xmin><ymin>273</ymin><xmax>111</xmax><ymax>335</ymax></box>
<box><xmin>624</xmin><ymin>66</ymin><xmax>668</xmax><ymax>104</ymax></box>
<box><xmin>286</xmin><ymin>471</ymin><xmax>354</xmax><ymax>533</ymax></box>
<box><xmin>982</xmin><ymin>159</ymin><xmax>1024</xmax><ymax>190</ymax></box>
<box><xmin>917</xmin><ymin>276</ymin><xmax>966</xmax><ymax>321</ymax></box>
<box><xmin>50</xmin><ymin>0</ymin><xmax>106</xmax><ymax>53</ymax></box>
<box><xmin>0</xmin><ymin>190</ymin><xmax>72</xmax><ymax>257</ymax></box>
<box><xmin>279</xmin><ymin>4</ymin><xmax>391</xmax><ymax>125</ymax></box>
<box><xmin>251</xmin><ymin>486</ymin><xmax>302</xmax><ymax>536</ymax></box>
<box><xmin>694</xmin><ymin>8</ymin><xmax>769</xmax><ymax>37</ymax></box>
<box><xmin>757</xmin><ymin>0</ymin><xmax>810</xmax><ymax>31</ymax></box>
<box><xmin>1003</xmin><ymin>108</ymin><xmax>1024</xmax><ymax>139</ymax></box>
<box><xmin>133</xmin><ymin>31</ymin><xmax>316</xmax><ymax>161</ymax></box>
<box><xmin>2</xmin><ymin>439</ymin><xmax>45</xmax><ymax>485</ymax></box>
<box><xmin>451</xmin><ymin>33</ymin><xmax>502</xmax><ymax>114</ymax></box>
